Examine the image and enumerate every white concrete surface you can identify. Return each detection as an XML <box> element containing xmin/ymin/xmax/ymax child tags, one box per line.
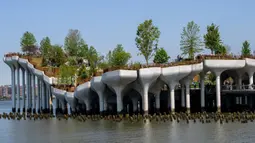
<box><xmin>74</xmin><ymin>81</ymin><xmax>91</xmax><ymax>111</ymax></box>
<box><xmin>91</xmin><ymin>76</ymin><xmax>106</xmax><ymax>112</ymax></box>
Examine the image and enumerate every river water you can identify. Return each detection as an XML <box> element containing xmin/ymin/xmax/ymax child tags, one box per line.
<box><xmin>0</xmin><ymin>101</ymin><xmax>254</xmax><ymax>143</ymax></box>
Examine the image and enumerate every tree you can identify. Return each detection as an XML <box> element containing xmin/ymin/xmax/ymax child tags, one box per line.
<box><xmin>135</xmin><ymin>19</ymin><xmax>160</xmax><ymax>66</ymax></box>
<box><xmin>86</xmin><ymin>46</ymin><xmax>102</xmax><ymax>76</ymax></box>
<box><xmin>40</xmin><ymin>37</ymin><xmax>52</xmax><ymax>66</ymax></box>
<box><xmin>180</xmin><ymin>21</ymin><xmax>203</xmax><ymax>59</ymax></box>
<box><xmin>109</xmin><ymin>44</ymin><xmax>131</xmax><ymax>67</ymax></box>
<box><xmin>20</xmin><ymin>31</ymin><xmax>37</xmax><ymax>55</ymax></box>
<box><xmin>241</xmin><ymin>40</ymin><xmax>251</xmax><ymax>57</ymax></box>
<box><xmin>58</xmin><ymin>65</ymin><xmax>76</xmax><ymax>86</ymax></box>
<box><xmin>215</xmin><ymin>44</ymin><xmax>227</xmax><ymax>55</ymax></box>
<box><xmin>153</xmin><ymin>47</ymin><xmax>170</xmax><ymax>64</ymax></box>
<box><xmin>49</xmin><ymin>45</ymin><xmax>66</xmax><ymax>67</ymax></box>
<box><xmin>64</xmin><ymin>29</ymin><xmax>85</xmax><ymax>57</ymax></box>
<box><xmin>204</xmin><ymin>23</ymin><xmax>221</xmax><ymax>54</ymax></box>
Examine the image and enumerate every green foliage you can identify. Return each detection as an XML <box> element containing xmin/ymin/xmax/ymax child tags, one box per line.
<box><xmin>241</xmin><ymin>40</ymin><xmax>251</xmax><ymax>57</ymax></box>
<box><xmin>108</xmin><ymin>44</ymin><xmax>131</xmax><ymax>67</ymax></box>
<box><xmin>180</xmin><ymin>21</ymin><xmax>203</xmax><ymax>59</ymax></box>
<box><xmin>64</xmin><ymin>29</ymin><xmax>85</xmax><ymax>57</ymax></box>
<box><xmin>50</xmin><ymin>45</ymin><xmax>66</xmax><ymax>67</ymax></box>
<box><xmin>58</xmin><ymin>65</ymin><xmax>76</xmax><ymax>85</ymax></box>
<box><xmin>131</xmin><ymin>61</ymin><xmax>141</xmax><ymax>69</ymax></box>
<box><xmin>215</xmin><ymin>44</ymin><xmax>227</xmax><ymax>55</ymax></box>
<box><xmin>205</xmin><ymin>72</ymin><xmax>216</xmax><ymax>85</ymax></box>
<box><xmin>135</xmin><ymin>19</ymin><xmax>160</xmax><ymax>66</ymax></box>
<box><xmin>40</xmin><ymin>37</ymin><xmax>52</xmax><ymax>66</ymax></box>
<box><xmin>204</xmin><ymin>23</ymin><xmax>221</xmax><ymax>54</ymax></box>
<box><xmin>78</xmin><ymin>65</ymin><xmax>88</xmax><ymax>79</ymax></box>
<box><xmin>153</xmin><ymin>47</ymin><xmax>170</xmax><ymax>64</ymax></box>
<box><xmin>20</xmin><ymin>31</ymin><xmax>37</xmax><ymax>55</ymax></box>
<box><xmin>87</xmin><ymin>46</ymin><xmax>101</xmax><ymax>75</ymax></box>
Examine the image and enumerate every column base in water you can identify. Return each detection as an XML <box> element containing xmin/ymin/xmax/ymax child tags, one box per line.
<box><xmin>169</xmin><ymin>108</ymin><xmax>175</xmax><ymax>114</ymax></box>
<box><xmin>217</xmin><ymin>107</ymin><xmax>221</xmax><ymax>113</ymax></box>
<box><xmin>12</xmin><ymin>108</ymin><xmax>16</xmax><ymax>113</ymax></box>
<box><xmin>27</xmin><ymin>108</ymin><xmax>32</xmax><ymax>113</ymax></box>
<box><xmin>37</xmin><ymin>109</ymin><xmax>41</xmax><ymax>114</ymax></box>
<box><xmin>141</xmin><ymin>110</ymin><xmax>148</xmax><ymax>116</ymax></box>
<box><xmin>23</xmin><ymin>108</ymin><xmax>26</xmax><ymax>113</ymax></box>
<box><xmin>155</xmin><ymin>108</ymin><xmax>160</xmax><ymax>115</ymax></box>
<box><xmin>64</xmin><ymin>108</ymin><xmax>68</xmax><ymax>115</ymax></box>
<box><xmin>86</xmin><ymin>110</ymin><xmax>92</xmax><ymax>115</ymax></box>
<box><xmin>17</xmin><ymin>108</ymin><xmax>20</xmax><ymax>113</ymax></box>
<box><xmin>186</xmin><ymin>108</ymin><xmax>190</xmax><ymax>114</ymax></box>
<box><xmin>50</xmin><ymin>108</ymin><xmax>53</xmax><ymax>114</ymax></box>
<box><xmin>32</xmin><ymin>108</ymin><xmax>36</xmax><ymax>114</ymax></box>
<box><xmin>100</xmin><ymin>111</ymin><xmax>105</xmax><ymax>116</ymax></box>
<box><xmin>201</xmin><ymin>107</ymin><xmax>206</xmax><ymax>112</ymax></box>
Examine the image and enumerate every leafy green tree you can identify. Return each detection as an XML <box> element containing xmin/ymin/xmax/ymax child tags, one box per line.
<box><xmin>135</xmin><ymin>19</ymin><xmax>160</xmax><ymax>66</ymax></box>
<box><xmin>109</xmin><ymin>44</ymin><xmax>131</xmax><ymax>67</ymax></box>
<box><xmin>204</xmin><ymin>23</ymin><xmax>221</xmax><ymax>54</ymax></box>
<box><xmin>64</xmin><ymin>29</ymin><xmax>85</xmax><ymax>57</ymax></box>
<box><xmin>180</xmin><ymin>21</ymin><xmax>203</xmax><ymax>59</ymax></box>
<box><xmin>215</xmin><ymin>44</ymin><xmax>227</xmax><ymax>55</ymax></box>
<box><xmin>85</xmin><ymin>46</ymin><xmax>102</xmax><ymax>76</ymax></box>
<box><xmin>58</xmin><ymin>65</ymin><xmax>76</xmax><ymax>86</ymax></box>
<box><xmin>153</xmin><ymin>47</ymin><xmax>170</xmax><ymax>64</ymax></box>
<box><xmin>241</xmin><ymin>40</ymin><xmax>251</xmax><ymax>57</ymax></box>
<box><xmin>49</xmin><ymin>45</ymin><xmax>66</xmax><ymax>67</ymax></box>
<box><xmin>40</xmin><ymin>37</ymin><xmax>52</xmax><ymax>66</ymax></box>
<box><xmin>20</xmin><ymin>31</ymin><xmax>38</xmax><ymax>55</ymax></box>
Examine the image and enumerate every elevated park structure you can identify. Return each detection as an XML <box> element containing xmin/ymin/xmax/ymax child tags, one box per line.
<box><xmin>3</xmin><ymin>53</ymin><xmax>255</xmax><ymax>115</ymax></box>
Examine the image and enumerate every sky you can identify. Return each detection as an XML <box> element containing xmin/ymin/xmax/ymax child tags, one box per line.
<box><xmin>0</xmin><ymin>0</ymin><xmax>255</xmax><ymax>85</ymax></box>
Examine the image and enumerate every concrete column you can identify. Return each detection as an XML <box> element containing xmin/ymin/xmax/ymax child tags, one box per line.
<box><xmin>181</xmin><ymin>85</ymin><xmax>185</xmax><ymax>109</ymax></box>
<box><xmin>45</xmin><ymin>86</ymin><xmax>49</xmax><ymax>113</ymax></box>
<box><xmin>240</xmin><ymin>97</ymin><xmax>242</xmax><ymax>104</ymax></box>
<box><xmin>22</xmin><ymin>69</ymin><xmax>26</xmax><ymax>112</ymax></box>
<box><xmin>238</xmin><ymin>77</ymin><xmax>242</xmax><ymax>89</ymax></box>
<box><xmin>245</xmin><ymin>96</ymin><xmax>248</xmax><ymax>105</ymax></box>
<box><xmin>215</xmin><ymin>72</ymin><xmax>222</xmax><ymax>112</ymax></box>
<box><xmin>248</xmin><ymin>71</ymin><xmax>254</xmax><ymax>89</ymax></box>
<box><xmin>37</xmin><ymin>78</ymin><xmax>41</xmax><ymax>113</ymax></box>
<box><xmin>26</xmin><ymin>71</ymin><xmax>30</xmax><ymax>112</ymax></box>
<box><xmin>103</xmin><ymin>95</ymin><xmax>108</xmax><ymax>113</ymax></box>
<box><xmin>142</xmin><ymin>85</ymin><xmax>149</xmax><ymax>115</ymax></box>
<box><xmin>84</xmin><ymin>98</ymin><xmax>91</xmax><ymax>114</ymax></box>
<box><xmin>155</xmin><ymin>95</ymin><xmax>160</xmax><ymax>113</ymax></box>
<box><xmin>131</xmin><ymin>97</ymin><xmax>138</xmax><ymax>113</ymax></box>
<box><xmin>98</xmin><ymin>93</ymin><xmax>104</xmax><ymax>114</ymax></box>
<box><xmin>236</xmin><ymin>96</ymin><xmax>239</xmax><ymax>104</ymax></box>
<box><xmin>32</xmin><ymin>74</ymin><xmax>36</xmax><ymax>113</ymax></box>
<box><xmin>49</xmin><ymin>87</ymin><xmax>53</xmax><ymax>114</ymax></box>
<box><xmin>185</xmin><ymin>82</ymin><xmax>190</xmax><ymax>113</ymax></box>
<box><xmin>169</xmin><ymin>83</ymin><xmax>176</xmax><ymax>113</ymax></box>
<box><xmin>56</xmin><ymin>99</ymin><xmax>59</xmax><ymax>114</ymax></box>
<box><xmin>41</xmin><ymin>82</ymin><xmax>45</xmax><ymax>112</ymax></box>
<box><xmin>16</xmin><ymin>66</ymin><xmax>21</xmax><ymax>112</ymax></box>
<box><xmin>11</xmin><ymin>67</ymin><xmax>16</xmax><ymax>112</ymax></box>
<box><xmin>200</xmin><ymin>72</ymin><xmax>205</xmax><ymax>111</ymax></box>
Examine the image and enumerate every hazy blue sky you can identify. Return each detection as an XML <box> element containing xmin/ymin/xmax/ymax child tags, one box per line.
<box><xmin>0</xmin><ymin>0</ymin><xmax>255</xmax><ymax>85</ymax></box>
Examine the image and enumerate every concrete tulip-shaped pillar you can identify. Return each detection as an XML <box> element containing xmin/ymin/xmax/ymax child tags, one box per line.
<box><xmin>91</xmin><ymin>76</ymin><xmax>106</xmax><ymax>115</ymax></box>
<box><xmin>181</xmin><ymin>85</ymin><xmax>185</xmax><ymax>110</ymax></box>
<box><xmin>12</xmin><ymin>67</ymin><xmax>16</xmax><ymax>112</ymax></box>
<box><xmin>21</xmin><ymin>68</ymin><xmax>26</xmax><ymax>112</ymax></box>
<box><xmin>138</xmin><ymin>67</ymin><xmax>161</xmax><ymax>115</ymax></box>
<box><xmin>131</xmin><ymin>97</ymin><xmax>139</xmax><ymax>114</ymax></box>
<box><xmin>32</xmin><ymin>74</ymin><xmax>36</xmax><ymax>113</ymax></box>
<box><xmin>214</xmin><ymin>70</ymin><xmax>222</xmax><ymax>113</ymax></box>
<box><xmin>16</xmin><ymin>65</ymin><xmax>21</xmax><ymax>113</ymax></box>
<box><xmin>200</xmin><ymin>72</ymin><xmax>205</xmax><ymax>111</ymax></box>
<box><xmin>74</xmin><ymin>82</ymin><xmax>92</xmax><ymax>115</ymax></box>
<box><xmin>149</xmin><ymin>79</ymin><xmax>164</xmax><ymax>114</ymax></box>
<box><xmin>102</xmin><ymin>70</ymin><xmax>137</xmax><ymax>115</ymax></box>
<box><xmin>161</xmin><ymin>65</ymin><xmax>192</xmax><ymax>113</ymax></box>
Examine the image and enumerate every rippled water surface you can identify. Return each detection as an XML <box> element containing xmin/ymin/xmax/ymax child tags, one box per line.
<box><xmin>0</xmin><ymin>101</ymin><xmax>254</xmax><ymax>143</ymax></box>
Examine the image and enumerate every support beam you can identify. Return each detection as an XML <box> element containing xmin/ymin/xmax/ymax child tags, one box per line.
<box><xmin>22</xmin><ymin>69</ymin><xmax>26</xmax><ymax>112</ymax></box>
<box><xmin>215</xmin><ymin>71</ymin><xmax>222</xmax><ymax>113</ymax></box>
<box><xmin>200</xmin><ymin>72</ymin><xmax>205</xmax><ymax>111</ymax></box>
<box><xmin>181</xmin><ymin>85</ymin><xmax>185</xmax><ymax>110</ymax></box>
<box><xmin>185</xmin><ymin>82</ymin><xmax>190</xmax><ymax>114</ymax></box>
<box><xmin>16</xmin><ymin>66</ymin><xmax>20</xmax><ymax>112</ymax></box>
<box><xmin>11</xmin><ymin>67</ymin><xmax>16</xmax><ymax>112</ymax></box>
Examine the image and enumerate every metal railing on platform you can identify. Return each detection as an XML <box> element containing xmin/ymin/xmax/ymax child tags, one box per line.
<box><xmin>222</xmin><ymin>84</ymin><xmax>255</xmax><ymax>91</ymax></box>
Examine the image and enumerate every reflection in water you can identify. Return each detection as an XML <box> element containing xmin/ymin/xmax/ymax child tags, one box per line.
<box><xmin>0</xmin><ymin>101</ymin><xmax>255</xmax><ymax>143</ymax></box>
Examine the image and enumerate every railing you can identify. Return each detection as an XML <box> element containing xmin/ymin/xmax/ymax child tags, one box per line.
<box><xmin>222</xmin><ymin>84</ymin><xmax>255</xmax><ymax>91</ymax></box>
